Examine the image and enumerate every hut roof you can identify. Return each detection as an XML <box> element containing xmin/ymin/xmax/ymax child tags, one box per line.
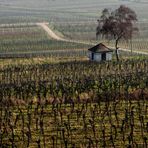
<box><xmin>88</xmin><ymin>43</ymin><xmax>113</xmax><ymax>53</ymax></box>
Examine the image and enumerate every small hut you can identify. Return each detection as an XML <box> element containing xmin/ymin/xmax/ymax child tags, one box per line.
<box><xmin>88</xmin><ymin>43</ymin><xmax>113</xmax><ymax>62</ymax></box>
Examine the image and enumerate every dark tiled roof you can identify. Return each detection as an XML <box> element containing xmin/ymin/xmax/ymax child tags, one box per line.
<box><xmin>88</xmin><ymin>43</ymin><xmax>113</xmax><ymax>53</ymax></box>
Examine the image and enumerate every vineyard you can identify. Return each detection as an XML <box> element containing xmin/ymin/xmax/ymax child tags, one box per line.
<box><xmin>0</xmin><ymin>59</ymin><xmax>148</xmax><ymax>147</ymax></box>
<box><xmin>0</xmin><ymin>0</ymin><xmax>148</xmax><ymax>147</ymax></box>
<box><xmin>0</xmin><ymin>0</ymin><xmax>148</xmax><ymax>55</ymax></box>
<box><xmin>53</xmin><ymin>22</ymin><xmax>148</xmax><ymax>53</ymax></box>
<box><xmin>0</xmin><ymin>24</ymin><xmax>90</xmax><ymax>58</ymax></box>
<box><xmin>0</xmin><ymin>23</ymin><xmax>147</xmax><ymax>60</ymax></box>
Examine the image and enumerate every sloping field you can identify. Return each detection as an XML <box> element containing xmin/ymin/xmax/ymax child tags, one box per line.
<box><xmin>0</xmin><ymin>24</ymin><xmax>91</xmax><ymax>58</ymax></box>
<box><xmin>0</xmin><ymin>0</ymin><xmax>148</xmax><ymax>57</ymax></box>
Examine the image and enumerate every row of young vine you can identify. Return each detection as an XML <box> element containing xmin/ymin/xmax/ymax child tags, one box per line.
<box><xmin>0</xmin><ymin>59</ymin><xmax>148</xmax><ymax>147</ymax></box>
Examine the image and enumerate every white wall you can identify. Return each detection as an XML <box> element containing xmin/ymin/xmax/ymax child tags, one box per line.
<box><xmin>106</xmin><ymin>53</ymin><xmax>112</xmax><ymax>61</ymax></box>
<box><xmin>88</xmin><ymin>51</ymin><xmax>92</xmax><ymax>59</ymax></box>
<box><xmin>88</xmin><ymin>52</ymin><xmax>112</xmax><ymax>62</ymax></box>
<box><xmin>94</xmin><ymin>53</ymin><xmax>102</xmax><ymax>62</ymax></box>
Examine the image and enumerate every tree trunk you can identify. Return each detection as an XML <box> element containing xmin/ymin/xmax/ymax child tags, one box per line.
<box><xmin>115</xmin><ymin>39</ymin><xmax>119</xmax><ymax>61</ymax></box>
<box><xmin>130</xmin><ymin>39</ymin><xmax>133</xmax><ymax>54</ymax></box>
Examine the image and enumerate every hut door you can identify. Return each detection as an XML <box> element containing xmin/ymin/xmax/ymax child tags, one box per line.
<box><xmin>102</xmin><ymin>53</ymin><xmax>106</xmax><ymax>61</ymax></box>
<box><xmin>91</xmin><ymin>53</ymin><xmax>94</xmax><ymax>60</ymax></box>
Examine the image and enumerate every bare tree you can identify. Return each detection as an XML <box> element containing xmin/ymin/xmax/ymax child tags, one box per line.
<box><xmin>96</xmin><ymin>5</ymin><xmax>138</xmax><ymax>61</ymax></box>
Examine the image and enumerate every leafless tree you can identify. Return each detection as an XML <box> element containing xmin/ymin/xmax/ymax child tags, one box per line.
<box><xmin>96</xmin><ymin>5</ymin><xmax>139</xmax><ymax>61</ymax></box>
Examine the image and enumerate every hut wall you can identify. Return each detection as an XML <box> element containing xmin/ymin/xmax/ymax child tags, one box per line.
<box><xmin>94</xmin><ymin>53</ymin><xmax>102</xmax><ymax>61</ymax></box>
<box><xmin>88</xmin><ymin>51</ymin><xmax>92</xmax><ymax>59</ymax></box>
<box><xmin>106</xmin><ymin>53</ymin><xmax>112</xmax><ymax>61</ymax></box>
<box><xmin>88</xmin><ymin>51</ymin><xmax>112</xmax><ymax>62</ymax></box>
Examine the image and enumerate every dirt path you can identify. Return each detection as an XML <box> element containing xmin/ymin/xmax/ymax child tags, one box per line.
<box><xmin>37</xmin><ymin>22</ymin><xmax>148</xmax><ymax>55</ymax></box>
<box><xmin>118</xmin><ymin>48</ymin><xmax>148</xmax><ymax>55</ymax></box>
<box><xmin>37</xmin><ymin>22</ymin><xmax>94</xmax><ymax>45</ymax></box>
<box><xmin>37</xmin><ymin>22</ymin><xmax>66</xmax><ymax>41</ymax></box>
